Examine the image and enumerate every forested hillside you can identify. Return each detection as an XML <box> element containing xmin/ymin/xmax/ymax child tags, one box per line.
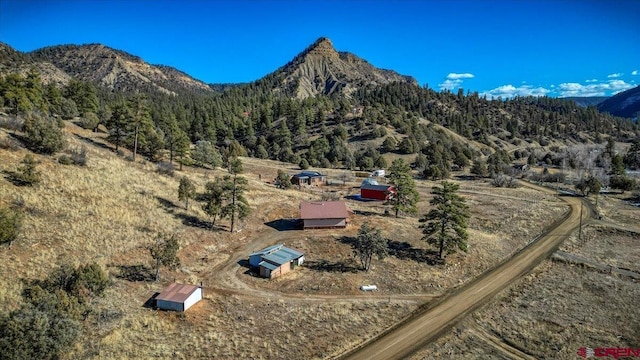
<box><xmin>1</xmin><ymin>39</ymin><xmax>639</xmax><ymax>180</ymax></box>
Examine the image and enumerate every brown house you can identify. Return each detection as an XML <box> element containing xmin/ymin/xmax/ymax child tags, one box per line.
<box><xmin>291</xmin><ymin>171</ymin><xmax>327</xmax><ymax>186</ymax></box>
<box><xmin>300</xmin><ymin>201</ymin><xmax>350</xmax><ymax>229</ymax></box>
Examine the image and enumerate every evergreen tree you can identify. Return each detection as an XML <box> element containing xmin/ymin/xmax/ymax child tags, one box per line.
<box><xmin>0</xmin><ymin>206</ymin><xmax>22</xmax><ymax>246</ymax></box>
<box><xmin>178</xmin><ymin>176</ymin><xmax>196</xmax><ymax>210</ymax></box>
<box><xmin>202</xmin><ymin>178</ymin><xmax>225</xmax><ymax>229</ymax></box>
<box><xmin>352</xmin><ymin>222</ymin><xmax>388</xmax><ymax>272</ymax></box>
<box><xmin>22</xmin><ymin>112</ymin><xmax>66</xmax><ymax>155</ymax></box>
<box><xmin>386</xmin><ymin>158</ymin><xmax>420</xmax><ymax>217</ymax></box>
<box><xmin>149</xmin><ymin>233</ymin><xmax>180</xmax><ymax>282</ymax></box>
<box><xmin>276</xmin><ymin>169</ymin><xmax>292</xmax><ymax>189</ymax></box>
<box><xmin>420</xmin><ymin>181</ymin><xmax>470</xmax><ymax>260</ymax></box>
<box><xmin>127</xmin><ymin>95</ymin><xmax>158</xmax><ymax>161</ymax></box>
<box><xmin>13</xmin><ymin>154</ymin><xmax>41</xmax><ymax>186</ymax></box>
<box><xmin>471</xmin><ymin>159</ymin><xmax>489</xmax><ymax>177</ymax></box>
<box><xmin>107</xmin><ymin>102</ymin><xmax>130</xmax><ymax>153</ymax></box>
<box><xmin>221</xmin><ymin>175</ymin><xmax>250</xmax><ymax>232</ymax></box>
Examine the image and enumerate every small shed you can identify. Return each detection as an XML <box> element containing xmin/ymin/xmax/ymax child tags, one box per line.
<box><xmin>361</xmin><ymin>183</ymin><xmax>395</xmax><ymax>201</ymax></box>
<box><xmin>300</xmin><ymin>201</ymin><xmax>350</xmax><ymax>229</ymax></box>
<box><xmin>250</xmin><ymin>244</ymin><xmax>305</xmax><ymax>279</ymax></box>
<box><xmin>291</xmin><ymin>171</ymin><xmax>327</xmax><ymax>186</ymax></box>
<box><xmin>155</xmin><ymin>283</ymin><xmax>202</xmax><ymax>312</ymax></box>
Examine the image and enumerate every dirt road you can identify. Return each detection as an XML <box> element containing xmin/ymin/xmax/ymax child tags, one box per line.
<box><xmin>339</xmin><ymin>189</ymin><xmax>589</xmax><ymax>360</ymax></box>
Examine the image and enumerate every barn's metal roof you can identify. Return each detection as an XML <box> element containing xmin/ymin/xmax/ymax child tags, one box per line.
<box><xmin>156</xmin><ymin>283</ymin><xmax>199</xmax><ymax>304</ymax></box>
<box><xmin>262</xmin><ymin>251</ymin><xmax>291</xmax><ymax>266</ymax></box>
<box><xmin>249</xmin><ymin>244</ymin><xmax>282</xmax><ymax>257</ymax></box>
<box><xmin>300</xmin><ymin>201</ymin><xmax>349</xmax><ymax>219</ymax></box>
<box><xmin>258</xmin><ymin>261</ymin><xmax>279</xmax><ymax>271</ymax></box>
<box><xmin>278</xmin><ymin>247</ymin><xmax>304</xmax><ymax>260</ymax></box>
<box><xmin>361</xmin><ymin>183</ymin><xmax>394</xmax><ymax>191</ymax></box>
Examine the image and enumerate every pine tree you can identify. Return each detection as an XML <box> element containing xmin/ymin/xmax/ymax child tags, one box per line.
<box><xmin>149</xmin><ymin>233</ymin><xmax>180</xmax><ymax>282</ymax></box>
<box><xmin>178</xmin><ymin>176</ymin><xmax>196</xmax><ymax>210</ymax></box>
<box><xmin>221</xmin><ymin>175</ymin><xmax>250</xmax><ymax>232</ymax></box>
<box><xmin>420</xmin><ymin>181</ymin><xmax>470</xmax><ymax>260</ymax></box>
<box><xmin>352</xmin><ymin>222</ymin><xmax>388</xmax><ymax>272</ymax></box>
<box><xmin>386</xmin><ymin>158</ymin><xmax>420</xmax><ymax>217</ymax></box>
<box><xmin>202</xmin><ymin>178</ymin><xmax>225</xmax><ymax>229</ymax></box>
<box><xmin>107</xmin><ymin>102</ymin><xmax>130</xmax><ymax>153</ymax></box>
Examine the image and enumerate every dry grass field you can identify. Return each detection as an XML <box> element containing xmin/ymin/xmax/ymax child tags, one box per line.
<box><xmin>1</xmin><ymin>119</ymin><xmax>628</xmax><ymax>359</ymax></box>
<box><xmin>411</xmin><ymin>218</ymin><xmax>640</xmax><ymax>360</ymax></box>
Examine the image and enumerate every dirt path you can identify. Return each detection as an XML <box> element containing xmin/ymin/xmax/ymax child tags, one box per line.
<box><xmin>338</xmin><ymin>184</ymin><xmax>589</xmax><ymax>360</ymax></box>
<box><xmin>467</xmin><ymin>322</ymin><xmax>537</xmax><ymax>360</ymax></box>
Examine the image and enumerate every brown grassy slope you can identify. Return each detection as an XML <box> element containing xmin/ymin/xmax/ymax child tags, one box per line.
<box><xmin>0</xmin><ymin>120</ymin><xmax>572</xmax><ymax>359</ymax></box>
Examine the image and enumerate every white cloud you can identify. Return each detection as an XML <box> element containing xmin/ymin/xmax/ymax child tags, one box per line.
<box><xmin>438</xmin><ymin>79</ymin><xmax>463</xmax><ymax>90</ymax></box>
<box><xmin>607</xmin><ymin>73</ymin><xmax>623</xmax><ymax>78</ymax></box>
<box><xmin>439</xmin><ymin>72</ymin><xmax>475</xmax><ymax>91</ymax></box>
<box><xmin>481</xmin><ymin>84</ymin><xmax>550</xmax><ymax>99</ymax></box>
<box><xmin>446</xmin><ymin>73</ymin><xmax>475</xmax><ymax>80</ymax></box>
<box><xmin>632</xmin><ymin>70</ymin><xmax>639</xmax><ymax>75</ymax></box>
<box><xmin>558</xmin><ymin>79</ymin><xmax>634</xmax><ymax>97</ymax></box>
<box><xmin>585</xmin><ymin>79</ymin><xmax>598</xmax><ymax>83</ymax></box>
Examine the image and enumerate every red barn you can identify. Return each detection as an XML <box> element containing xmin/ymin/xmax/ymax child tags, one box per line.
<box><xmin>361</xmin><ymin>183</ymin><xmax>395</xmax><ymax>200</ymax></box>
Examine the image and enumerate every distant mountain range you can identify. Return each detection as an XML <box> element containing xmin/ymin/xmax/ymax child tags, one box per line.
<box><xmin>0</xmin><ymin>38</ymin><xmax>416</xmax><ymax>99</ymax></box>
<box><xmin>597</xmin><ymin>86</ymin><xmax>640</xmax><ymax>119</ymax></box>
<box><xmin>0</xmin><ymin>38</ymin><xmax>638</xmax><ymax>118</ymax></box>
<box><xmin>562</xmin><ymin>96</ymin><xmax>609</xmax><ymax>108</ymax></box>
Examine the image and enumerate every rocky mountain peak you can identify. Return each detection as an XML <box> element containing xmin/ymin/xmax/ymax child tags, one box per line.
<box><xmin>304</xmin><ymin>37</ymin><xmax>338</xmax><ymax>58</ymax></box>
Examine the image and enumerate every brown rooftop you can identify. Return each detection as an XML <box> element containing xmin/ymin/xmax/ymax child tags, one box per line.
<box><xmin>300</xmin><ymin>201</ymin><xmax>349</xmax><ymax>219</ymax></box>
<box><xmin>156</xmin><ymin>283</ymin><xmax>199</xmax><ymax>303</ymax></box>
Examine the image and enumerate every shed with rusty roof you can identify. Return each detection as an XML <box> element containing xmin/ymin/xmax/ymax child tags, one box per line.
<box><xmin>155</xmin><ymin>283</ymin><xmax>202</xmax><ymax>312</ymax></box>
<box><xmin>300</xmin><ymin>201</ymin><xmax>350</xmax><ymax>229</ymax></box>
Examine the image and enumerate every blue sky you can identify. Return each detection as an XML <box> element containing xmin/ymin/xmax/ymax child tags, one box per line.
<box><xmin>1</xmin><ymin>0</ymin><xmax>638</xmax><ymax>98</ymax></box>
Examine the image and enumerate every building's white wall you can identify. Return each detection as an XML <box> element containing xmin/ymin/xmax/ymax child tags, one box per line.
<box><xmin>183</xmin><ymin>287</ymin><xmax>203</xmax><ymax>311</ymax></box>
<box><xmin>297</xmin><ymin>256</ymin><xmax>305</xmax><ymax>266</ymax></box>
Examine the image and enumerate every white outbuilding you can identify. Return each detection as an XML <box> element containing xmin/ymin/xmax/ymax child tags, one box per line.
<box><xmin>155</xmin><ymin>283</ymin><xmax>202</xmax><ymax>312</ymax></box>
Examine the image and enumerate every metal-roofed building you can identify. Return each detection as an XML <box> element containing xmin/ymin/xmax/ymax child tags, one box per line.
<box><xmin>291</xmin><ymin>170</ymin><xmax>327</xmax><ymax>186</ymax></box>
<box><xmin>155</xmin><ymin>283</ymin><xmax>202</xmax><ymax>312</ymax></box>
<box><xmin>300</xmin><ymin>201</ymin><xmax>350</xmax><ymax>229</ymax></box>
<box><xmin>361</xmin><ymin>183</ymin><xmax>395</xmax><ymax>201</ymax></box>
<box><xmin>249</xmin><ymin>244</ymin><xmax>305</xmax><ymax>279</ymax></box>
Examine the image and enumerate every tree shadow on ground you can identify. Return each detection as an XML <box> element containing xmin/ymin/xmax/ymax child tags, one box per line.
<box><xmin>345</xmin><ymin>194</ymin><xmax>380</xmax><ymax>203</ymax></box>
<box><xmin>387</xmin><ymin>240</ymin><xmax>444</xmax><ymax>265</ymax></box>
<box><xmin>264</xmin><ymin>218</ymin><xmax>302</xmax><ymax>231</ymax></box>
<box><xmin>305</xmin><ymin>259</ymin><xmax>359</xmax><ymax>273</ymax></box>
<box><xmin>156</xmin><ymin>196</ymin><xmax>180</xmax><ymax>211</ymax></box>
<box><xmin>2</xmin><ymin>169</ymin><xmax>29</xmax><ymax>186</ymax></box>
<box><xmin>74</xmin><ymin>133</ymin><xmax>114</xmax><ymax>152</ymax></box>
<box><xmin>155</xmin><ymin>195</ymin><xmax>224</xmax><ymax>231</ymax></box>
<box><xmin>113</xmin><ymin>264</ymin><xmax>156</xmax><ymax>282</ymax></box>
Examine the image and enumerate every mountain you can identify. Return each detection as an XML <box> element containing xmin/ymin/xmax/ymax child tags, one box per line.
<box><xmin>29</xmin><ymin>44</ymin><xmax>213</xmax><ymax>95</ymax></box>
<box><xmin>0</xmin><ymin>42</ymin><xmax>72</xmax><ymax>86</ymax></box>
<box><xmin>597</xmin><ymin>86</ymin><xmax>640</xmax><ymax>119</ymax></box>
<box><xmin>257</xmin><ymin>37</ymin><xmax>418</xmax><ymax>99</ymax></box>
<box><xmin>561</xmin><ymin>96</ymin><xmax>608</xmax><ymax>108</ymax></box>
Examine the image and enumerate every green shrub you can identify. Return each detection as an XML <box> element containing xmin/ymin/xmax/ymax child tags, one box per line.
<box><xmin>156</xmin><ymin>161</ymin><xmax>175</xmax><ymax>176</ymax></box>
<box><xmin>12</xmin><ymin>154</ymin><xmax>41</xmax><ymax>186</ymax></box>
<box><xmin>58</xmin><ymin>154</ymin><xmax>73</xmax><ymax>165</ymax></box>
<box><xmin>79</xmin><ymin>111</ymin><xmax>99</xmax><ymax>130</ymax></box>
<box><xmin>0</xmin><ymin>207</ymin><xmax>22</xmax><ymax>245</ymax></box>
<box><xmin>22</xmin><ymin>112</ymin><xmax>66</xmax><ymax>154</ymax></box>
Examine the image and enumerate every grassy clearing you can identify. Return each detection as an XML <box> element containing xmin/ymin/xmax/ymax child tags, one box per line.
<box><xmin>412</xmin><ymin>222</ymin><xmax>639</xmax><ymax>360</ymax></box>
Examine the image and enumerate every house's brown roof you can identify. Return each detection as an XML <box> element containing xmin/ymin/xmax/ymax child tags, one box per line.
<box><xmin>156</xmin><ymin>283</ymin><xmax>199</xmax><ymax>303</ymax></box>
<box><xmin>300</xmin><ymin>201</ymin><xmax>349</xmax><ymax>219</ymax></box>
